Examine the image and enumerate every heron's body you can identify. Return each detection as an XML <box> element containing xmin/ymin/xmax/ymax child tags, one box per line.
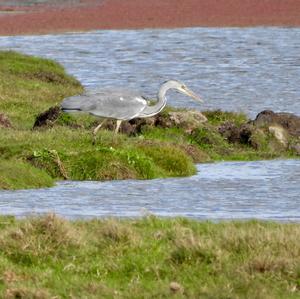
<box><xmin>61</xmin><ymin>80</ymin><xmax>204</xmax><ymax>137</ymax></box>
<box><xmin>62</xmin><ymin>89</ymin><xmax>149</xmax><ymax>120</ymax></box>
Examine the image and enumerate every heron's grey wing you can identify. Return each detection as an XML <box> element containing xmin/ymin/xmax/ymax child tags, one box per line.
<box><xmin>61</xmin><ymin>89</ymin><xmax>148</xmax><ymax>120</ymax></box>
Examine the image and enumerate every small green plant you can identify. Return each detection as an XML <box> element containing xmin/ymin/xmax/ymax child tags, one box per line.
<box><xmin>203</xmin><ymin>109</ymin><xmax>248</xmax><ymax>125</ymax></box>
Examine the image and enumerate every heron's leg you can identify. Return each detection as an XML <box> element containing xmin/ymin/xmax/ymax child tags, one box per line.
<box><xmin>92</xmin><ymin>120</ymin><xmax>106</xmax><ymax>144</ymax></box>
<box><xmin>93</xmin><ymin>121</ymin><xmax>105</xmax><ymax>136</ymax></box>
<box><xmin>114</xmin><ymin>120</ymin><xmax>122</xmax><ymax>134</ymax></box>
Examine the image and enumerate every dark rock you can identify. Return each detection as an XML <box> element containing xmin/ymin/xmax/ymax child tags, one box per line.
<box><xmin>254</xmin><ymin>110</ymin><xmax>300</xmax><ymax>137</ymax></box>
<box><xmin>169</xmin><ymin>110</ymin><xmax>207</xmax><ymax>133</ymax></box>
<box><xmin>129</xmin><ymin>117</ymin><xmax>156</xmax><ymax>133</ymax></box>
<box><xmin>218</xmin><ymin>122</ymin><xmax>240</xmax><ymax>143</ymax></box>
<box><xmin>119</xmin><ymin>121</ymin><xmax>136</xmax><ymax>135</ymax></box>
<box><xmin>100</xmin><ymin>117</ymin><xmax>155</xmax><ymax>135</ymax></box>
<box><xmin>0</xmin><ymin>113</ymin><xmax>12</xmax><ymax>128</ymax></box>
<box><xmin>219</xmin><ymin>110</ymin><xmax>300</xmax><ymax>151</ymax></box>
<box><xmin>239</xmin><ymin>124</ymin><xmax>254</xmax><ymax>145</ymax></box>
<box><xmin>268</xmin><ymin>125</ymin><xmax>289</xmax><ymax>147</ymax></box>
<box><xmin>33</xmin><ymin>106</ymin><xmax>61</xmax><ymax>128</ymax></box>
<box><xmin>155</xmin><ymin>114</ymin><xmax>174</xmax><ymax>128</ymax></box>
<box><xmin>155</xmin><ymin>110</ymin><xmax>207</xmax><ymax>133</ymax></box>
<box><xmin>218</xmin><ymin>122</ymin><xmax>253</xmax><ymax>145</ymax></box>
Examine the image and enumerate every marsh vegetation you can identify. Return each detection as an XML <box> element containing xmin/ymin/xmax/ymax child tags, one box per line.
<box><xmin>0</xmin><ymin>51</ymin><xmax>299</xmax><ymax>190</ymax></box>
<box><xmin>0</xmin><ymin>51</ymin><xmax>299</xmax><ymax>299</ymax></box>
<box><xmin>0</xmin><ymin>215</ymin><xmax>299</xmax><ymax>298</ymax></box>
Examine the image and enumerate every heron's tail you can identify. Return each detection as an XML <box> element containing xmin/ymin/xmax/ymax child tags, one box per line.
<box><xmin>61</xmin><ymin>107</ymin><xmax>81</xmax><ymax>113</ymax></box>
<box><xmin>61</xmin><ymin>94</ymin><xmax>86</xmax><ymax>112</ymax></box>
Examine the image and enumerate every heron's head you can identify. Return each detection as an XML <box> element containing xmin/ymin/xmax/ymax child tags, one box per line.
<box><xmin>163</xmin><ymin>80</ymin><xmax>203</xmax><ymax>103</ymax></box>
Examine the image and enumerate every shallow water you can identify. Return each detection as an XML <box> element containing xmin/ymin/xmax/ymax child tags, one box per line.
<box><xmin>0</xmin><ymin>160</ymin><xmax>299</xmax><ymax>221</ymax></box>
<box><xmin>1</xmin><ymin>27</ymin><xmax>299</xmax><ymax>118</ymax></box>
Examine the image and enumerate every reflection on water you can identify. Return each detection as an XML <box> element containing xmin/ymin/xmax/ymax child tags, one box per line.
<box><xmin>0</xmin><ymin>27</ymin><xmax>300</xmax><ymax>117</ymax></box>
<box><xmin>0</xmin><ymin>160</ymin><xmax>299</xmax><ymax>221</ymax></box>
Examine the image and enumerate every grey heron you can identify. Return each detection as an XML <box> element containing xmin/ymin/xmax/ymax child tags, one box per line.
<box><xmin>61</xmin><ymin>80</ymin><xmax>203</xmax><ymax>137</ymax></box>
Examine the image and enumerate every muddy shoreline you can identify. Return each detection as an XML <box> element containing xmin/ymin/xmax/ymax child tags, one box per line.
<box><xmin>0</xmin><ymin>0</ymin><xmax>300</xmax><ymax>35</ymax></box>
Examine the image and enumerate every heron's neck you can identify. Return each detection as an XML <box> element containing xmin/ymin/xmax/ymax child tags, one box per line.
<box><xmin>139</xmin><ymin>84</ymin><xmax>170</xmax><ymax>118</ymax></box>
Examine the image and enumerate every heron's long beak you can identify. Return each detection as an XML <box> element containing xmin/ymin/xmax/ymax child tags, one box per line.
<box><xmin>179</xmin><ymin>87</ymin><xmax>203</xmax><ymax>103</ymax></box>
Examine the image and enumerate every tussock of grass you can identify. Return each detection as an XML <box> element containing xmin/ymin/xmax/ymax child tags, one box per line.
<box><xmin>0</xmin><ymin>216</ymin><xmax>299</xmax><ymax>298</ymax></box>
<box><xmin>98</xmin><ymin>219</ymin><xmax>139</xmax><ymax>246</ymax></box>
<box><xmin>170</xmin><ymin>228</ymin><xmax>217</xmax><ymax>265</ymax></box>
<box><xmin>137</xmin><ymin>142</ymin><xmax>195</xmax><ymax>177</ymax></box>
<box><xmin>0</xmin><ymin>214</ymin><xmax>81</xmax><ymax>265</ymax></box>
<box><xmin>203</xmin><ymin>109</ymin><xmax>248</xmax><ymax>126</ymax></box>
<box><xmin>4</xmin><ymin>287</ymin><xmax>50</xmax><ymax>299</ymax></box>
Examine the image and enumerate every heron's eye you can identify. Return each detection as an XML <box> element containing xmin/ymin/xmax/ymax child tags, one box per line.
<box><xmin>181</xmin><ymin>85</ymin><xmax>185</xmax><ymax>89</ymax></box>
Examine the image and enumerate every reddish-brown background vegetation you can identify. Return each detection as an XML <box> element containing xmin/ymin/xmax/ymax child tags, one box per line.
<box><xmin>0</xmin><ymin>0</ymin><xmax>300</xmax><ymax>35</ymax></box>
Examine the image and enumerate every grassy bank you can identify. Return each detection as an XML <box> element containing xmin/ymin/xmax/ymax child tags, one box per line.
<box><xmin>0</xmin><ymin>51</ymin><xmax>298</xmax><ymax>189</ymax></box>
<box><xmin>0</xmin><ymin>215</ymin><xmax>299</xmax><ymax>298</ymax></box>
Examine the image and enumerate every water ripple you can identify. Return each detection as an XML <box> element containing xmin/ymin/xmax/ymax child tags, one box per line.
<box><xmin>0</xmin><ymin>160</ymin><xmax>299</xmax><ymax>221</ymax></box>
<box><xmin>1</xmin><ymin>27</ymin><xmax>299</xmax><ymax>117</ymax></box>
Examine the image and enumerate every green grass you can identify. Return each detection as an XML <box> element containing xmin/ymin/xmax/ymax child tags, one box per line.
<box><xmin>204</xmin><ymin>109</ymin><xmax>248</xmax><ymax>126</ymax></box>
<box><xmin>0</xmin><ymin>51</ymin><xmax>198</xmax><ymax>189</ymax></box>
<box><xmin>0</xmin><ymin>51</ymin><xmax>82</xmax><ymax>129</ymax></box>
<box><xmin>0</xmin><ymin>158</ymin><xmax>53</xmax><ymax>190</ymax></box>
<box><xmin>0</xmin><ymin>51</ymin><xmax>298</xmax><ymax>190</ymax></box>
<box><xmin>0</xmin><ymin>215</ymin><xmax>299</xmax><ymax>298</ymax></box>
